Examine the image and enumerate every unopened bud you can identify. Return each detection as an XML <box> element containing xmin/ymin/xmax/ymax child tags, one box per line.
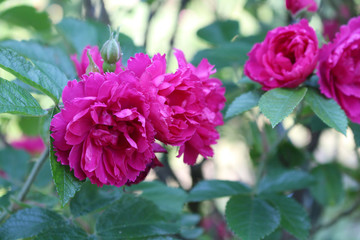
<box><xmin>101</xmin><ymin>26</ymin><xmax>122</xmax><ymax>65</ymax></box>
<box><xmin>86</xmin><ymin>50</ymin><xmax>100</xmax><ymax>74</ymax></box>
<box><xmin>103</xmin><ymin>62</ymin><xmax>116</xmax><ymax>73</ymax></box>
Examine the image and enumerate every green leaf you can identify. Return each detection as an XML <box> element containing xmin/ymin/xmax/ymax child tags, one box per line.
<box><xmin>225</xmin><ymin>90</ymin><xmax>262</xmax><ymax>119</ymax></box>
<box><xmin>197</xmin><ymin>20</ymin><xmax>240</xmax><ymax>45</ymax></box>
<box><xmin>0</xmin><ymin>48</ymin><xmax>67</xmax><ymax>103</ymax></box>
<box><xmin>0</xmin><ymin>6</ymin><xmax>51</xmax><ymax>31</ymax></box>
<box><xmin>257</xmin><ymin>170</ymin><xmax>314</xmax><ymax>194</ymax></box>
<box><xmin>265</xmin><ymin>195</ymin><xmax>310</xmax><ymax>240</ymax></box>
<box><xmin>225</xmin><ymin>195</ymin><xmax>280</xmax><ymax>240</ymax></box>
<box><xmin>96</xmin><ymin>194</ymin><xmax>180</xmax><ymax>239</ymax></box>
<box><xmin>305</xmin><ymin>88</ymin><xmax>348</xmax><ymax>135</ymax></box>
<box><xmin>0</xmin><ymin>40</ymin><xmax>76</xmax><ymax>79</ymax></box>
<box><xmin>0</xmin><ymin>78</ymin><xmax>45</xmax><ymax>116</ymax></box>
<box><xmin>0</xmin><ymin>148</ymin><xmax>30</xmax><ymax>183</ymax></box>
<box><xmin>50</xmin><ymin>137</ymin><xmax>83</xmax><ymax>207</ymax></box>
<box><xmin>70</xmin><ymin>181</ymin><xmax>122</xmax><ymax>217</ymax></box>
<box><xmin>188</xmin><ymin>180</ymin><xmax>250</xmax><ymax>202</ymax></box>
<box><xmin>310</xmin><ymin>163</ymin><xmax>344</xmax><ymax>206</ymax></box>
<box><xmin>259</xmin><ymin>88</ymin><xmax>307</xmax><ymax>127</ymax></box>
<box><xmin>34</xmin><ymin>225</ymin><xmax>89</xmax><ymax>240</ymax></box>
<box><xmin>0</xmin><ymin>208</ymin><xmax>66</xmax><ymax>240</ymax></box>
<box><xmin>349</xmin><ymin>122</ymin><xmax>360</xmax><ymax>147</ymax></box>
<box><xmin>129</xmin><ymin>181</ymin><xmax>187</xmax><ymax>213</ymax></box>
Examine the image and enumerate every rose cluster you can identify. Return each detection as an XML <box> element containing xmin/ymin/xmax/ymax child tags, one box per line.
<box><xmin>50</xmin><ymin>47</ymin><xmax>225</xmax><ymax>187</ymax></box>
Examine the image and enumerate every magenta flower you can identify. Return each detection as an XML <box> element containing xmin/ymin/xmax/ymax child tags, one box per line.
<box><xmin>244</xmin><ymin>19</ymin><xmax>318</xmax><ymax>90</ymax></box>
<box><xmin>286</xmin><ymin>0</ymin><xmax>318</xmax><ymax>15</ymax></box>
<box><xmin>11</xmin><ymin>136</ymin><xmax>46</xmax><ymax>155</ymax></box>
<box><xmin>70</xmin><ymin>45</ymin><xmax>122</xmax><ymax>78</ymax></box>
<box><xmin>318</xmin><ymin>16</ymin><xmax>360</xmax><ymax>123</ymax></box>
<box><xmin>50</xmin><ymin>72</ymin><xmax>158</xmax><ymax>187</ymax></box>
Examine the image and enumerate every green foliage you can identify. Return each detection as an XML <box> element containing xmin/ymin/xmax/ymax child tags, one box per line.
<box><xmin>197</xmin><ymin>20</ymin><xmax>240</xmax><ymax>45</ymax></box>
<box><xmin>0</xmin><ymin>148</ymin><xmax>30</xmax><ymax>183</ymax></box>
<box><xmin>188</xmin><ymin>180</ymin><xmax>250</xmax><ymax>202</ymax></box>
<box><xmin>225</xmin><ymin>195</ymin><xmax>281</xmax><ymax>240</ymax></box>
<box><xmin>0</xmin><ymin>78</ymin><xmax>45</xmax><ymax>116</ymax></box>
<box><xmin>225</xmin><ymin>90</ymin><xmax>262</xmax><ymax>119</ymax></box>
<box><xmin>305</xmin><ymin>88</ymin><xmax>348</xmax><ymax>135</ymax></box>
<box><xmin>350</xmin><ymin>122</ymin><xmax>360</xmax><ymax>147</ymax></box>
<box><xmin>259</xmin><ymin>88</ymin><xmax>307</xmax><ymax>127</ymax></box>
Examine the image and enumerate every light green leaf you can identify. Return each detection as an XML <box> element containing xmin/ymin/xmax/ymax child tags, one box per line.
<box><xmin>188</xmin><ymin>180</ymin><xmax>250</xmax><ymax>202</ymax></box>
<box><xmin>50</xmin><ymin>137</ymin><xmax>83</xmax><ymax>207</ymax></box>
<box><xmin>225</xmin><ymin>90</ymin><xmax>262</xmax><ymax>119</ymax></box>
<box><xmin>305</xmin><ymin>88</ymin><xmax>347</xmax><ymax>135</ymax></box>
<box><xmin>0</xmin><ymin>48</ymin><xmax>67</xmax><ymax>103</ymax></box>
<box><xmin>225</xmin><ymin>195</ymin><xmax>280</xmax><ymax>240</ymax></box>
<box><xmin>265</xmin><ymin>195</ymin><xmax>310</xmax><ymax>240</ymax></box>
<box><xmin>259</xmin><ymin>88</ymin><xmax>307</xmax><ymax>127</ymax></box>
<box><xmin>310</xmin><ymin>163</ymin><xmax>344</xmax><ymax>206</ymax></box>
<box><xmin>96</xmin><ymin>194</ymin><xmax>180</xmax><ymax>239</ymax></box>
<box><xmin>257</xmin><ymin>170</ymin><xmax>314</xmax><ymax>194</ymax></box>
<box><xmin>0</xmin><ymin>78</ymin><xmax>45</xmax><ymax>116</ymax></box>
<box><xmin>197</xmin><ymin>20</ymin><xmax>240</xmax><ymax>45</ymax></box>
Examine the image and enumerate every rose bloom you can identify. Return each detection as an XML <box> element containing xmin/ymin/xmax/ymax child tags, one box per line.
<box><xmin>11</xmin><ymin>136</ymin><xmax>45</xmax><ymax>155</ymax></box>
<box><xmin>70</xmin><ymin>45</ymin><xmax>122</xmax><ymax>78</ymax></box>
<box><xmin>318</xmin><ymin>16</ymin><xmax>360</xmax><ymax>123</ymax></box>
<box><xmin>323</xmin><ymin>19</ymin><xmax>340</xmax><ymax>41</ymax></box>
<box><xmin>286</xmin><ymin>0</ymin><xmax>318</xmax><ymax>15</ymax></box>
<box><xmin>50</xmin><ymin>71</ymin><xmax>160</xmax><ymax>187</ymax></box>
<box><xmin>244</xmin><ymin>19</ymin><xmax>318</xmax><ymax>90</ymax></box>
<box><xmin>132</xmin><ymin>50</ymin><xmax>225</xmax><ymax>165</ymax></box>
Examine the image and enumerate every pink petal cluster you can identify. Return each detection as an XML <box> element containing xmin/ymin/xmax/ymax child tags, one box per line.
<box><xmin>318</xmin><ymin>16</ymin><xmax>360</xmax><ymax>123</ymax></box>
<box><xmin>51</xmin><ymin>49</ymin><xmax>225</xmax><ymax>187</ymax></box>
<box><xmin>70</xmin><ymin>45</ymin><xmax>122</xmax><ymax>77</ymax></box>
<box><xmin>11</xmin><ymin>136</ymin><xmax>46</xmax><ymax>155</ymax></box>
<box><xmin>244</xmin><ymin>19</ymin><xmax>318</xmax><ymax>90</ymax></box>
<box><xmin>286</xmin><ymin>0</ymin><xmax>318</xmax><ymax>15</ymax></box>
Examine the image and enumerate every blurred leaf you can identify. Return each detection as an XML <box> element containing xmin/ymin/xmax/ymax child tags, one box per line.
<box><xmin>177</xmin><ymin>214</ymin><xmax>203</xmax><ymax>239</ymax></box>
<box><xmin>0</xmin><ymin>48</ymin><xmax>67</xmax><ymax>103</ymax></box>
<box><xmin>259</xmin><ymin>88</ymin><xmax>307</xmax><ymax>127</ymax></box>
<box><xmin>95</xmin><ymin>194</ymin><xmax>180</xmax><ymax>239</ymax></box>
<box><xmin>192</xmin><ymin>42</ymin><xmax>252</xmax><ymax>69</ymax></box>
<box><xmin>305</xmin><ymin>88</ymin><xmax>347</xmax><ymax>135</ymax></box>
<box><xmin>225</xmin><ymin>195</ymin><xmax>280</xmax><ymax>240</ymax></box>
<box><xmin>19</xmin><ymin>116</ymin><xmax>42</xmax><ymax>136</ymax></box>
<box><xmin>0</xmin><ymin>148</ymin><xmax>30</xmax><ymax>183</ymax></box>
<box><xmin>188</xmin><ymin>180</ymin><xmax>250</xmax><ymax>202</ymax></box>
<box><xmin>0</xmin><ymin>6</ymin><xmax>51</xmax><ymax>31</ymax></box>
<box><xmin>129</xmin><ymin>181</ymin><xmax>187</xmax><ymax>213</ymax></box>
<box><xmin>265</xmin><ymin>195</ymin><xmax>310</xmax><ymax>240</ymax></box>
<box><xmin>225</xmin><ymin>89</ymin><xmax>262</xmax><ymax>119</ymax></box>
<box><xmin>276</xmin><ymin>141</ymin><xmax>305</xmax><ymax>168</ymax></box>
<box><xmin>34</xmin><ymin>225</ymin><xmax>89</xmax><ymax>240</ymax></box>
<box><xmin>310</xmin><ymin>163</ymin><xmax>344</xmax><ymax>206</ymax></box>
<box><xmin>349</xmin><ymin>122</ymin><xmax>360</xmax><ymax>147</ymax></box>
<box><xmin>70</xmin><ymin>181</ymin><xmax>122</xmax><ymax>217</ymax></box>
<box><xmin>33</xmin><ymin>160</ymin><xmax>52</xmax><ymax>188</ymax></box>
<box><xmin>50</xmin><ymin>137</ymin><xmax>83</xmax><ymax>207</ymax></box>
<box><xmin>0</xmin><ymin>78</ymin><xmax>45</xmax><ymax>116</ymax></box>
<box><xmin>0</xmin><ymin>40</ymin><xmax>76</xmax><ymax>79</ymax></box>
<box><xmin>197</xmin><ymin>20</ymin><xmax>240</xmax><ymax>45</ymax></box>
<box><xmin>257</xmin><ymin>170</ymin><xmax>314</xmax><ymax>194</ymax></box>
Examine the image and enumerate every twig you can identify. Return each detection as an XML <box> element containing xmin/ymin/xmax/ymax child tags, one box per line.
<box><xmin>99</xmin><ymin>0</ymin><xmax>111</xmax><ymax>25</ymax></box>
<box><xmin>0</xmin><ymin>147</ymin><xmax>49</xmax><ymax>222</ymax></box>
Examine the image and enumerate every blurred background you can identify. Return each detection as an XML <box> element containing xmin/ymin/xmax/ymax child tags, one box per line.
<box><xmin>1</xmin><ymin>0</ymin><xmax>360</xmax><ymax>239</ymax></box>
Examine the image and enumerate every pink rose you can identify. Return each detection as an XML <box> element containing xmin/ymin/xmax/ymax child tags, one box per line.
<box><xmin>70</xmin><ymin>45</ymin><xmax>122</xmax><ymax>78</ymax></box>
<box><xmin>318</xmin><ymin>16</ymin><xmax>360</xmax><ymax>123</ymax></box>
<box><xmin>286</xmin><ymin>0</ymin><xmax>318</xmax><ymax>15</ymax></box>
<box><xmin>244</xmin><ymin>19</ymin><xmax>318</xmax><ymax>90</ymax></box>
<box><xmin>50</xmin><ymin>72</ymin><xmax>159</xmax><ymax>187</ymax></box>
<box><xmin>11</xmin><ymin>136</ymin><xmax>46</xmax><ymax>155</ymax></box>
<box><xmin>323</xmin><ymin>19</ymin><xmax>340</xmax><ymax>41</ymax></box>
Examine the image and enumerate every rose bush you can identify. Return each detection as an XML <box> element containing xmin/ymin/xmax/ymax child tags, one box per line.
<box><xmin>318</xmin><ymin>16</ymin><xmax>360</xmax><ymax>123</ymax></box>
<box><xmin>285</xmin><ymin>0</ymin><xmax>318</xmax><ymax>15</ymax></box>
<box><xmin>244</xmin><ymin>19</ymin><xmax>318</xmax><ymax>90</ymax></box>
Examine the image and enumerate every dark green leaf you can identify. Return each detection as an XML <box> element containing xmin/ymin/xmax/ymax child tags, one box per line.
<box><xmin>96</xmin><ymin>194</ymin><xmax>180</xmax><ymax>239</ymax></box>
<box><xmin>188</xmin><ymin>180</ymin><xmax>250</xmax><ymax>202</ymax></box>
<box><xmin>310</xmin><ymin>163</ymin><xmax>344</xmax><ymax>206</ymax></box>
<box><xmin>50</xmin><ymin>137</ymin><xmax>83</xmax><ymax>207</ymax></box>
<box><xmin>225</xmin><ymin>90</ymin><xmax>262</xmax><ymax>119</ymax></box>
<box><xmin>0</xmin><ymin>40</ymin><xmax>76</xmax><ymax>79</ymax></box>
<box><xmin>225</xmin><ymin>195</ymin><xmax>280</xmax><ymax>240</ymax></box>
<box><xmin>0</xmin><ymin>48</ymin><xmax>67</xmax><ymax>103</ymax></box>
<box><xmin>0</xmin><ymin>148</ymin><xmax>30</xmax><ymax>182</ymax></box>
<box><xmin>257</xmin><ymin>170</ymin><xmax>314</xmax><ymax>194</ymax></box>
<box><xmin>70</xmin><ymin>181</ymin><xmax>122</xmax><ymax>217</ymax></box>
<box><xmin>265</xmin><ymin>195</ymin><xmax>310</xmax><ymax>240</ymax></box>
<box><xmin>0</xmin><ymin>6</ymin><xmax>51</xmax><ymax>31</ymax></box>
<box><xmin>305</xmin><ymin>88</ymin><xmax>347</xmax><ymax>135</ymax></box>
<box><xmin>197</xmin><ymin>20</ymin><xmax>240</xmax><ymax>45</ymax></box>
<box><xmin>33</xmin><ymin>160</ymin><xmax>52</xmax><ymax>188</ymax></box>
<box><xmin>349</xmin><ymin>122</ymin><xmax>360</xmax><ymax>147</ymax></box>
<box><xmin>259</xmin><ymin>88</ymin><xmax>307</xmax><ymax>127</ymax></box>
<box><xmin>0</xmin><ymin>78</ymin><xmax>45</xmax><ymax>116</ymax></box>
<box><xmin>129</xmin><ymin>181</ymin><xmax>187</xmax><ymax>213</ymax></box>
<box><xmin>34</xmin><ymin>225</ymin><xmax>89</xmax><ymax>240</ymax></box>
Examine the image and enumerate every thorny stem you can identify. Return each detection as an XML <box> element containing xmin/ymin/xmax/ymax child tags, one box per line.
<box><xmin>0</xmin><ymin>147</ymin><xmax>49</xmax><ymax>222</ymax></box>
